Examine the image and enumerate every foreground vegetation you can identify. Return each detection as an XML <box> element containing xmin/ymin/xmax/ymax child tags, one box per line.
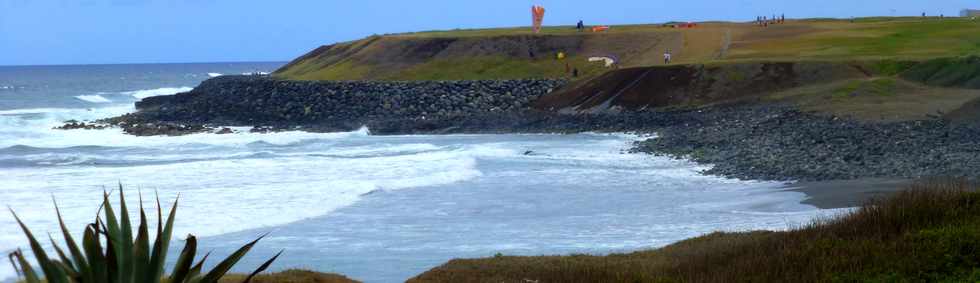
<box><xmin>11</xmin><ymin>181</ymin><xmax>980</xmax><ymax>282</ymax></box>
<box><xmin>410</xmin><ymin>180</ymin><xmax>980</xmax><ymax>282</ymax></box>
<box><xmin>8</xmin><ymin>187</ymin><xmax>355</xmax><ymax>283</ymax></box>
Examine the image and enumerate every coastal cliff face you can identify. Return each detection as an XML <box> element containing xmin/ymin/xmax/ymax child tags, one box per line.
<box><xmin>534</xmin><ymin>62</ymin><xmax>868</xmax><ymax>112</ymax></box>
<box><xmin>119</xmin><ymin>75</ymin><xmax>566</xmax><ymax>134</ymax></box>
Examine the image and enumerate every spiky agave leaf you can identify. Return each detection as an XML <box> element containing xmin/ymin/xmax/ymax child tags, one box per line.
<box><xmin>199</xmin><ymin>235</ymin><xmax>268</xmax><ymax>283</ymax></box>
<box><xmin>116</xmin><ymin>184</ymin><xmax>134</xmax><ymax>283</ymax></box>
<box><xmin>132</xmin><ymin>194</ymin><xmax>151</xmax><ymax>282</ymax></box>
<box><xmin>10</xmin><ymin>249</ymin><xmax>41</xmax><ymax>283</ymax></box>
<box><xmin>82</xmin><ymin>223</ymin><xmax>107</xmax><ymax>281</ymax></box>
<box><xmin>101</xmin><ymin>190</ymin><xmax>121</xmax><ymax>255</ymax></box>
<box><xmin>53</xmin><ymin>197</ymin><xmax>90</xmax><ymax>277</ymax></box>
<box><xmin>147</xmin><ymin>192</ymin><xmax>179</xmax><ymax>283</ymax></box>
<box><xmin>242</xmin><ymin>250</ymin><xmax>283</xmax><ymax>283</ymax></box>
<box><xmin>185</xmin><ymin>252</ymin><xmax>211</xmax><ymax>282</ymax></box>
<box><xmin>169</xmin><ymin>235</ymin><xmax>198</xmax><ymax>283</ymax></box>
<box><xmin>48</xmin><ymin>236</ymin><xmax>81</xmax><ymax>280</ymax></box>
<box><xmin>9</xmin><ymin>208</ymin><xmax>69</xmax><ymax>283</ymax></box>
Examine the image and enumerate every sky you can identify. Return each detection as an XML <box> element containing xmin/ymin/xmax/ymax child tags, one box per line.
<box><xmin>0</xmin><ymin>0</ymin><xmax>976</xmax><ymax>66</ymax></box>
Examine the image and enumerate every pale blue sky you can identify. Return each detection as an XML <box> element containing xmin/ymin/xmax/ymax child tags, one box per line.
<box><xmin>0</xmin><ymin>0</ymin><xmax>975</xmax><ymax>65</ymax></box>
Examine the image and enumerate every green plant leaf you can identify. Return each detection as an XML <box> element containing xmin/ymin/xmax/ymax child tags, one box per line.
<box><xmin>53</xmin><ymin>197</ymin><xmax>89</xmax><ymax>275</ymax></box>
<box><xmin>147</xmin><ymin>193</ymin><xmax>179</xmax><ymax>283</ymax></box>
<box><xmin>83</xmin><ymin>224</ymin><xmax>107</xmax><ymax>282</ymax></box>
<box><xmin>9</xmin><ymin>208</ymin><xmax>68</xmax><ymax>283</ymax></box>
<box><xmin>199</xmin><ymin>235</ymin><xmax>266</xmax><ymax>283</ymax></box>
<box><xmin>242</xmin><ymin>250</ymin><xmax>283</xmax><ymax>283</ymax></box>
<box><xmin>50</xmin><ymin>260</ymin><xmax>78</xmax><ymax>280</ymax></box>
<box><xmin>48</xmin><ymin>235</ymin><xmax>81</xmax><ymax>281</ymax></box>
<box><xmin>49</xmin><ymin>236</ymin><xmax>72</xmax><ymax>269</ymax></box>
<box><xmin>104</xmin><ymin>221</ymin><xmax>119</xmax><ymax>283</ymax></box>
<box><xmin>132</xmin><ymin>198</ymin><xmax>150</xmax><ymax>282</ymax></box>
<box><xmin>10</xmin><ymin>249</ymin><xmax>41</xmax><ymax>283</ymax></box>
<box><xmin>186</xmin><ymin>252</ymin><xmax>211</xmax><ymax>283</ymax></box>
<box><xmin>169</xmin><ymin>235</ymin><xmax>198</xmax><ymax>283</ymax></box>
<box><xmin>116</xmin><ymin>184</ymin><xmax>134</xmax><ymax>283</ymax></box>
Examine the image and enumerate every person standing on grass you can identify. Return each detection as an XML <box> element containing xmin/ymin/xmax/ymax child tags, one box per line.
<box><xmin>664</xmin><ymin>49</ymin><xmax>672</xmax><ymax>65</ymax></box>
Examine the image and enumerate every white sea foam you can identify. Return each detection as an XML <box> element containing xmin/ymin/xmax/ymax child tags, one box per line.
<box><xmin>242</xmin><ymin>71</ymin><xmax>270</xmax><ymax>75</ymax></box>
<box><xmin>208</xmin><ymin>72</ymin><xmax>223</xmax><ymax>78</ymax></box>
<box><xmin>0</xmin><ymin>130</ymin><xmax>843</xmax><ymax>283</ymax></box>
<box><xmin>0</xmin><ymin>106</ymin><xmax>840</xmax><ymax>283</ymax></box>
<box><xmin>0</xmin><ymin>133</ymin><xmax>485</xmax><ymax>282</ymax></box>
<box><xmin>74</xmin><ymin>94</ymin><xmax>112</xmax><ymax>103</ymax></box>
<box><xmin>125</xmin><ymin>87</ymin><xmax>193</xmax><ymax>99</ymax></box>
<box><xmin>0</xmin><ymin>108</ymin><xmax>79</xmax><ymax>115</ymax></box>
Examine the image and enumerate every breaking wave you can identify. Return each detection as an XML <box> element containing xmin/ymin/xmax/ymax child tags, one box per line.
<box><xmin>125</xmin><ymin>87</ymin><xmax>194</xmax><ymax>99</ymax></box>
<box><xmin>74</xmin><ymin>95</ymin><xmax>112</xmax><ymax>103</ymax></box>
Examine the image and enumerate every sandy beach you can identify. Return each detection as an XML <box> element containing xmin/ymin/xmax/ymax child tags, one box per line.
<box><xmin>787</xmin><ymin>178</ymin><xmax>914</xmax><ymax>209</ymax></box>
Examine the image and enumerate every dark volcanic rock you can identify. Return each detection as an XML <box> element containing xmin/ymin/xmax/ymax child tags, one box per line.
<box><xmin>632</xmin><ymin>104</ymin><xmax>980</xmax><ymax>181</ymax></box>
<box><xmin>55</xmin><ymin>120</ymin><xmax>109</xmax><ymax>130</ymax></box>
<box><xmin>119</xmin><ymin>75</ymin><xmax>567</xmax><ymax>134</ymax></box>
<box><xmin>117</xmin><ymin>121</ymin><xmax>210</xmax><ymax>136</ymax></box>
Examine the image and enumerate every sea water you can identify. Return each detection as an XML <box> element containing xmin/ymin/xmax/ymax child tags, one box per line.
<box><xmin>0</xmin><ymin>63</ymin><xmax>846</xmax><ymax>282</ymax></box>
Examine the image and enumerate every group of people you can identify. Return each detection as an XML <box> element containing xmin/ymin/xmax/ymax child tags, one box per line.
<box><xmin>756</xmin><ymin>14</ymin><xmax>786</xmax><ymax>27</ymax></box>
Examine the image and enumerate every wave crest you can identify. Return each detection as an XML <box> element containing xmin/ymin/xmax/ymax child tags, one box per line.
<box><xmin>75</xmin><ymin>95</ymin><xmax>112</xmax><ymax>103</ymax></box>
<box><xmin>125</xmin><ymin>87</ymin><xmax>193</xmax><ymax>99</ymax></box>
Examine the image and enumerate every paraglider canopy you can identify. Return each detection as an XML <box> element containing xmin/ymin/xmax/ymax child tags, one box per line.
<box><xmin>531</xmin><ymin>6</ymin><xmax>546</xmax><ymax>33</ymax></box>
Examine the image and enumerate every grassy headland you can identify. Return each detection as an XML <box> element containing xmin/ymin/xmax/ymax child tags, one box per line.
<box><xmin>275</xmin><ymin>17</ymin><xmax>980</xmax><ymax>81</ymax></box>
<box><xmin>409</xmin><ymin>180</ymin><xmax>980</xmax><ymax>282</ymax></box>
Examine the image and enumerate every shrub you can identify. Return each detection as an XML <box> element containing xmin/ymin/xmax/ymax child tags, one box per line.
<box><xmin>8</xmin><ymin>185</ymin><xmax>281</xmax><ymax>283</ymax></box>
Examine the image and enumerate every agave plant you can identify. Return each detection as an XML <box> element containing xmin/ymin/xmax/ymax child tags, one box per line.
<box><xmin>8</xmin><ymin>185</ymin><xmax>282</xmax><ymax>283</ymax></box>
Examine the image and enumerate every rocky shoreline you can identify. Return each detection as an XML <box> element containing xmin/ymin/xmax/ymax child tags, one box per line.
<box><xmin>632</xmin><ymin>104</ymin><xmax>980</xmax><ymax>181</ymax></box>
<box><xmin>110</xmin><ymin>75</ymin><xmax>567</xmax><ymax>135</ymax></box>
<box><xmin>89</xmin><ymin>75</ymin><xmax>980</xmax><ymax>182</ymax></box>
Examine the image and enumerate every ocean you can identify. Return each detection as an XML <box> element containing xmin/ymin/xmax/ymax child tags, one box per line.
<box><xmin>0</xmin><ymin>63</ymin><xmax>844</xmax><ymax>282</ymax></box>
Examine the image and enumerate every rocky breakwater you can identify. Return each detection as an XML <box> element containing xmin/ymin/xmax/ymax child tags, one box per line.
<box><xmin>111</xmin><ymin>75</ymin><xmax>566</xmax><ymax>135</ymax></box>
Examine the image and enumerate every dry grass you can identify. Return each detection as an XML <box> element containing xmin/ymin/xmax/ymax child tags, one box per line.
<box><xmin>409</xmin><ymin>179</ymin><xmax>980</xmax><ymax>283</ymax></box>
<box><xmin>766</xmin><ymin>77</ymin><xmax>980</xmax><ymax>121</ymax></box>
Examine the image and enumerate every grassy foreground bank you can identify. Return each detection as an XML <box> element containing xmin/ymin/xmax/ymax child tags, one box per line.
<box><xmin>409</xmin><ymin>180</ymin><xmax>980</xmax><ymax>282</ymax></box>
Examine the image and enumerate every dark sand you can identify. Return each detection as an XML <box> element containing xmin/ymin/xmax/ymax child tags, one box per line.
<box><xmin>786</xmin><ymin>178</ymin><xmax>913</xmax><ymax>209</ymax></box>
